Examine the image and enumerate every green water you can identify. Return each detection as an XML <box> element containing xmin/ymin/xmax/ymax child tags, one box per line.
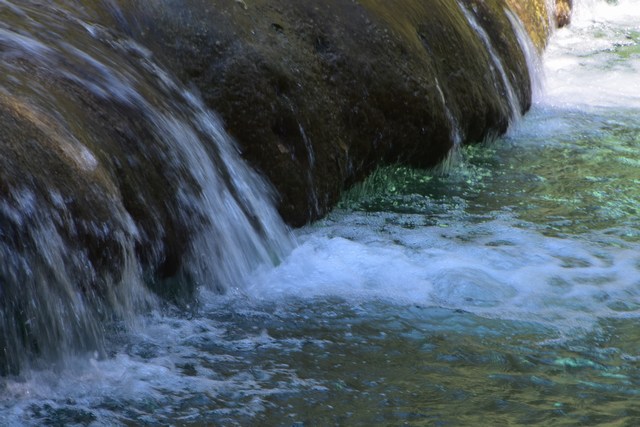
<box><xmin>341</xmin><ymin>109</ymin><xmax>640</xmax><ymax>240</ymax></box>
<box><xmin>18</xmin><ymin>299</ymin><xmax>635</xmax><ymax>426</ymax></box>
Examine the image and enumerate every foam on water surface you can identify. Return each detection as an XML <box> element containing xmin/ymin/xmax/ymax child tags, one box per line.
<box><xmin>246</xmin><ymin>213</ymin><xmax>640</xmax><ymax>331</ymax></box>
<box><xmin>237</xmin><ymin>0</ymin><xmax>640</xmax><ymax>332</ymax></box>
<box><xmin>543</xmin><ymin>0</ymin><xmax>640</xmax><ymax>109</ymax></box>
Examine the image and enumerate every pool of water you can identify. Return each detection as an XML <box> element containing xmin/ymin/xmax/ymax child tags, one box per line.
<box><xmin>2</xmin><ymin>0</ymin><xmax>640</xmax><ymax>425</ymax></box>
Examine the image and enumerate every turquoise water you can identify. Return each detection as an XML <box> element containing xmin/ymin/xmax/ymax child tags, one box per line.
<box><xmin>3</xmin><ymin>0</ymin><xmax>640</xmax><ymax>425</ymax></box>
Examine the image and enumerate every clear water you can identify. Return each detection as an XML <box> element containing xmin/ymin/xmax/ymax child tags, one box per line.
<box><xmin>3</xmin><ymin>0</ymin><xmax>640</xmax><ymax>425</ymax></box>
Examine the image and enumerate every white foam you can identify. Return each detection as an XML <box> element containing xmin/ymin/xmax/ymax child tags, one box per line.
<box><xmin>246</xmin><ymin>213</ymin><xmax>640</xmax><ymax>330</ymax></box>
<box><xmin>572</xmin><ymin>0</ymin><xmax>640</xmax><ymax>27</ymax></box>
<box><xmin>542</xmin><ymin>0</ymin><xmax>640</xmax><ymax>109</ymax></box>
<box><xmin>243</xmin><ymin>1</ymin><xmax>640</xmax><ymax>333</ymax></box>
<box><xmin>0</xmin><ymin>312</ymin><xmax>326</xmax><ymax>424</ymax></box>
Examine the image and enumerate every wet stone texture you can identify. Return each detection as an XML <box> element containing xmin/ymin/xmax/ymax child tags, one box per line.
<box><xmin>555</xmin><ymin>0</ymin><xmax>574</xmax><ymax>28</ymax></box>
<box><xmin>505</xmin><ymin>0</ymin><xmax>554</xmax><ymax>51</ymax></box>
<box><xmin>117</xmin><ymin>0</ymin><xmax>549</xmax><ymax>225</ymax></box>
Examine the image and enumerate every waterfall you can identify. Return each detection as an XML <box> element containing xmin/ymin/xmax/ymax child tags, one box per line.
<box><xmin>505</xmin><ymin>9</ymin><xmax>546</xmax><ymax>105</ymax></box>
<box><xmin>457</xmin><ymin>2</ymin><xmax>524</xmax><ymax>125</ymax></box>
<box><xmin>0</xmin><ymin>0</ymin><xmax>293</xmax><ymax>372</ymax></box>
<box><xmin>8</xmin><ymin>0</ymin><xmax>640</xmax><ymax>425</ymax></box>
<box><xmin>0</xmin><ymin>0</ymin><xmax>549</xmax><ymax>375</ymax></box>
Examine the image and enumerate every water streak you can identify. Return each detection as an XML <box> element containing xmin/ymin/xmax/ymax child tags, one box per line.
<box><xmin>505</xmin><ymin>9</ymin><xmax>546</xmax><ymax>105</ymax></box>
<box><xmin>457</xmin><ymin>2</ymin><xmax>523</xmax><ymax>124</ymax></box>
<box><xmin>4</xmin><ymin>0</ymin><xmax>640</xmax><ymax>425</ymax></box>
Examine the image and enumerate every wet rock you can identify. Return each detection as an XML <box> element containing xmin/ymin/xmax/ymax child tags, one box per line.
<box><xmin>0</xmin><ymin>82</ymin><xmax>200</xmax><ymax>372</ymax></box>
<box><xmin>0</xmin><ymin>28</ymin><xmax>207</xmax><ymax>372</ymax></box>
<box><xmin>0</xmin><ymin>0</ymin><xmax>555</xmax><ymax>373</ymax></box>
<box><xmin>505</xmin><ymin>0</ymin><xmax>554</xmax><ymax>51</ymax></box>
<box><xmin>117</xmin><ymin>0</ymin><xmax>547</xmax><ymax>225</ymax></box>
<box><xmin>556</xmin><ymin>0</ymin><xmax>573</xmax><ymax>28</ymax></box>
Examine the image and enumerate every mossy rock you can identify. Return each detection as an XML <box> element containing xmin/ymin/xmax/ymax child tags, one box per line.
<box><xmin>117</xmin><ymin>0</ymin><xmax>545</xmax><ymax>225</ymax></box>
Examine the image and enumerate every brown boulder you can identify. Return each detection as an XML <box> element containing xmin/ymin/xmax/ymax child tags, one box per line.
<box><xmin>556</xmin><ymin>0</ymin><xmax>574</xmax><ymax>28</ymax></box>
<box><xmin>0</xmin><ymin>0</ymin><xmax>556</xmax><ymax>372</ymax></box>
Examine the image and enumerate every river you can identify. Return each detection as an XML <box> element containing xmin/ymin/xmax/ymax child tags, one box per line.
<box><xmin>2</xmin><ymin>0</ymin><xmax>640</xmax><ymax>425</ymax></box>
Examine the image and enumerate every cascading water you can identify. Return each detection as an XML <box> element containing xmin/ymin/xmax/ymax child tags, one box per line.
<box><xmin>3</xmin><ymin>0</ymin><xmax>640</xmax><ymax>425</ymax></box>
<box><xmin>458</xmin><ymin>1</ymin><xmax>524</xmax><ymax>124</ymax></box>
<box><xmin>0</xmin><ymin>0</ymin><xmax>292</xmax><ymax>374</ymax></box>
<box><xmin>505</xmin><ymin>8</ymin><xmax>546</xmax><ymax>105</ymax></box>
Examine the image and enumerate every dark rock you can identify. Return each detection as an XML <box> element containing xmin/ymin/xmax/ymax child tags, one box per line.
<box><xmin>0</xmin><ymin>76</ymin><xmax>201</xmax><ymax>372</ymax></box>
<box><xmin>0</xmin><ymin>11</ymin><xmax>212</xmax><ymax>371</ymax></box>
<box><xmin>116</xmin><ymin>0</ymin><xmax>539</xmax><ymax>226</ymax></box>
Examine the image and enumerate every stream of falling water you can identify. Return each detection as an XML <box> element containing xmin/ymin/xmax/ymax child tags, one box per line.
<box><xmin>2</xmin><ymin>0</ymin><xmax>640</xmax><ymax>425</ymax></box>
